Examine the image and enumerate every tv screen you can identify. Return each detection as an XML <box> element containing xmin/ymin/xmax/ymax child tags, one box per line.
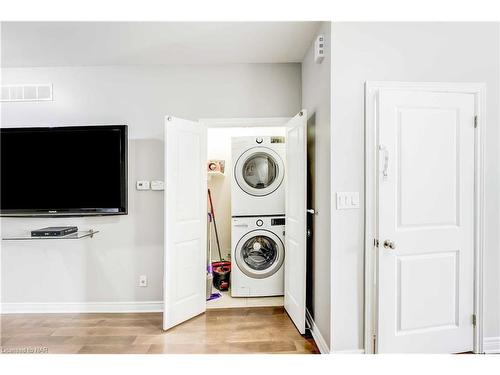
<box><xmin>0</xmin><ymin>125</ymin><xmax>128</xmax><ymax>216</ymax></box>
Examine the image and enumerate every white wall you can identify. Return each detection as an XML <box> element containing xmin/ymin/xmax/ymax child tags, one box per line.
<box><xmin>0</xmin><ymin>64</ymin><xmax>301</xmax><ymax>308</ymax></box>
<box><xmin>301</xmin><ymin>21</ymin><xmax>332</xmax><ymax>350</ymax></box>
<box><xmin>330</xmin><ymin>22</ymin><xmax>500</xmax><ymax>351</ymax></box>
<box><xmin>207</xmin><ymin>126</ymin><xmax>286</xmax><ymax>262</ymax></box>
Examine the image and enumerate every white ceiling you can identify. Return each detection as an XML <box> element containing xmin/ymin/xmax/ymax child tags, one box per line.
<box><xmin>1</xmin><ymin>22</ymin><xmax>320</xmax><ymax>67</ymax></box>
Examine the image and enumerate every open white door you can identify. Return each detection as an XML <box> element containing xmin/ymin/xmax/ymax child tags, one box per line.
<box><xmin>284</xmin><ymin>110</ymin><xmax>307</xmax><ymax>334</ymax></box>
<box><xmin>163</xmin><ymin>116</ymin><xmax>207</xmax><ymax>331</ymax></box>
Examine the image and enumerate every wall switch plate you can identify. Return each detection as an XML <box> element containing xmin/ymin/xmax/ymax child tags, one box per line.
<box><xmin>150</xmin><ymin>180</ymin><xmax>164</xmax><ymax>191</ymax></box>
<box><xmin>336</xmin><ymin>192</ymin><xmax>360</xmax><ymax>210</ymax></box>
<box><xmin>139</xmin><ymin>275</ymin><xmax>148</xmax><ymax>287</ymax></box>
<box><xmin>136</xmin><ymin>180</ymin><xmax>150</xmax><ymax>190</ymax></box>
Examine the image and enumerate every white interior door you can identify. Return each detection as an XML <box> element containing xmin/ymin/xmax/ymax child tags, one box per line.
<box><xmin>163</xmin><ymin>116</ymin><xmax>207</xmax><ymax>331</ymax></box>
<box><xmin>377</xmin><ymin>89</ymin><xmax>475</xmax><ymax>353</ymax></box>
<box><xmin>284</xmin><ymin>110</ymin><xmax>307</xmax><ymax>334</ymax></box>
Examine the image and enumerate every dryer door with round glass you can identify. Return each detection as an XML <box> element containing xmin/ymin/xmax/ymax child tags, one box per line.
<box><xmin>234</xmin><ymin>147</ymin><xmax>285</xmax><ymax>197</ymax></box>
<box><xmin>235</xmin><ymin>230</ymin><xmax>285</xmax><ymax>279</ymax></box>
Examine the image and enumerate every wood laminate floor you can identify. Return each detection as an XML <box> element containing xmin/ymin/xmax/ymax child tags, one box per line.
<box><xmin>0</xmin><ymin>307</ymin><xmax>319</xmax><ymax>354</ymax></box>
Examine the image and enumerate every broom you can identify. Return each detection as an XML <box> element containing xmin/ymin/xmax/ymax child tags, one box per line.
<box><xmin>207</xmin><ymin>188</ymin><xmax>223</xmax><ymax>262</ymax></box>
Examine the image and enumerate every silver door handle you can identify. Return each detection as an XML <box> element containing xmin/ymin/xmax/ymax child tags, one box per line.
<box><xmin>383</xmin><ymin>240</ymin><xmax>396</xmax><ymax>250</ymax></box>
<box><xmin>307</xmin><ymin>209</ymin><xmax>316</xmax><ymax>215</ymax></box>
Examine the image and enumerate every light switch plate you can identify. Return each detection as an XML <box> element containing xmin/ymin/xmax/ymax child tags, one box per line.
<box><xmin>151</xmin><ymin>180</ymin><xmax>164</xmax><ymax>191</ymax></box>
<box><xmin>136</xmin><ymin>180</ymin><xmax>150</xmax><ymax>190</ymax></box>
<box><xmin>336</xmin><ymin>192</ymin><xmax>360</xmax><ymax>210</ymax></box>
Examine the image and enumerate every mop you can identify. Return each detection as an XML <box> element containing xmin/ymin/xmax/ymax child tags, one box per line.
<box><xmin>208</xmin><ymin>188</ymin><xmax>231</xmax><ymax>292</ymax></box>
<box><xmin>208</xmin><ymin>188</ymin><xmax>224</xmax><ymax>262</ymax></box>
<box><xmin>207</xmin><ymin>210</ymin><xmax>221</xmax><ymax>301</ymax></box>
<box><xmin>207</xmin><ymin>189</ymin><xmax>222</xmax><ymax>301</ymax></box>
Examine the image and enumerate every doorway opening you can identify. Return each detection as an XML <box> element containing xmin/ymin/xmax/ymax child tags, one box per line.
<box><xmin>205</xmin><ymin>125</ymin><xmax>287</xmax><ymax>310</ymax></box>
<box><xmin>163</xmin><ymin>112</ymin><xmax>308</xmax><ymax>335</ymax></box>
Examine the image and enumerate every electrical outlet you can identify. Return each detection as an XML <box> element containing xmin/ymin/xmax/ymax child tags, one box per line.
<box><xmin>139</xmin><ymin>275</ymin><xmax>148</xmax><ymax>287</ymax></box>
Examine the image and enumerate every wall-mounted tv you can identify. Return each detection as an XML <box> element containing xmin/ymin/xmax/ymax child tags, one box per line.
<box><xmin>1</xmin><ymin>125</ymin><xmax>128</xmax><ymax>217</ymax></box>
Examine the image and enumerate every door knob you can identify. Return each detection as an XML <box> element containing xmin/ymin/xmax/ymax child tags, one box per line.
<box><xmin>383</xmin><ymin>240</ymin><xmax>396</xmax><ymax>250</ymax></box>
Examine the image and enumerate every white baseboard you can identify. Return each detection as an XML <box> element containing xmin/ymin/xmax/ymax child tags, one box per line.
<box><xmin>330</xmin><ymin>349</ymin><xmax>365</xmax><ymax>354</ymax></box>
<box><xmin>483</xmin><ymin>337</ymin><xmax>500</xmax><ymax>354</ymax></box>
<box><xmin>306</xmin><ymin>309</ymin><xmax>330</xmax><ymax>354</ymax></box>
<box><xmin>0</xmin><ymin>301</ymin><xmax>163</xmax><ymax>314</ymax></box>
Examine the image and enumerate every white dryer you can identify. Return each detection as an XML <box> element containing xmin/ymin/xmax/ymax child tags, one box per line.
<box><xmin>231</xmin><ymin>136</ymin><xmax>285</xmax><ymax>216</ymax></box>
<box><xmin>231</xmin><ymin>216</ymin><xmax>285</xmax><ymax>297</ymax></box>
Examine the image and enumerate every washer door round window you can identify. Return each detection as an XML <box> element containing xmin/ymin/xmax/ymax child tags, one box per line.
<box><xmin>235</xmin><ymin>147</ymin><xmax>285</xmax><ymax>197</ymax></box>
<box><xmin>235</xmin><ymin>230</ymin><xmax>285</xmax><ymax>279</ymax></box>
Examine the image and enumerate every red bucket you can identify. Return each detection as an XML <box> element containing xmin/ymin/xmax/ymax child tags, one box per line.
<box><xmin>212</xmin><ymin>261</ymin><xmax>231</xmax><ymax>291</ymax></box>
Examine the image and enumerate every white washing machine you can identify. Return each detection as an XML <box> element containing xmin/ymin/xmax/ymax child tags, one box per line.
<box><xmin>231</xmin><ymin>136</ymin><xmax>285</xmax><ymax>216</ymax></box>
<box><xmin>231</xmin><ymin>216</ymin><xmax>285</xmax><ymax>297</ymax></box>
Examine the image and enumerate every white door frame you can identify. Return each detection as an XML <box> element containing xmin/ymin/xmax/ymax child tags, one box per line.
<box><xmin>199</xmin><ymin>117</ymin><xmax>290</xmax><ymax>129</ymax></box>
<box><xmin>364</xmin><ymin>81</ymin><xmax>485</xmax><ymax>354</ymax></box>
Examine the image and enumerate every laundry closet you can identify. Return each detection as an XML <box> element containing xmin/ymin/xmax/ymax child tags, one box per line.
<box><xmin>206</xmin><ymin>126</ymin><xmax>287</xmax><ymax>308</ymax></box>
<box><xmin>163</xmin><ymin>112</ymin><xmax>307</xmax><ymax>335</ymax></box>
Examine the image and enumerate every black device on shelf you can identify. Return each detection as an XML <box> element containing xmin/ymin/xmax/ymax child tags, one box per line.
<box><xmin>31</xmin><ymin>226</ymin><xmax>78</xmax><ymax>237</ymax></box>
<box><xmin>0</xmin><ymin>125</ymin><xmax>128</xmax><ymax>217</ymax></box>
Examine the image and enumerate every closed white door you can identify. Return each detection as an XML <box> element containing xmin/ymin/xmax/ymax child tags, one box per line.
<box><xmin>377</xmin><ymin>90</ymin><xmax>475</xmax><ymax>353</ymax></box>
<box><xmin>163</xmin><ymin>116</ymin><xmax>207</xmax><ymax>330</ymax></box>
<box><xmin>285</xmin><ymin>110</ymin><xmax>307</xmax><ymax>334</ymax></box>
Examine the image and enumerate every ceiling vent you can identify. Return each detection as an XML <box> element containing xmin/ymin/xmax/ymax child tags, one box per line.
<box><xmin>0</xmin><ymin>84</ymin><xmax>53</xmax><ymax>102</ymax></box>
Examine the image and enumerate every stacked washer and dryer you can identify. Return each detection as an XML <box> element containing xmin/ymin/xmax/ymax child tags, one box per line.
<box><xmin>231</xmin><ymin>136</ymin><xmax>286</xmax><ymax>297</ymax></box>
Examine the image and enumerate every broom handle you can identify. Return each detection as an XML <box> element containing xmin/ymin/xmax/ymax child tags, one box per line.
<box><xmin>208</xmin><ymin>189</ymin><xmax>223</xmax><ymax>262</ymax></box>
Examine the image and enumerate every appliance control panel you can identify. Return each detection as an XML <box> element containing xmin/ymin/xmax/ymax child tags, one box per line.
<box><xmin>271</xmin><ymin>218</ymin><xmax>285</xmax><ymax>226</ymax></box>
<box><xmin>271</xmin><ymin>136</ymin><xmax>285</xmax><ymax>144</ymax></box>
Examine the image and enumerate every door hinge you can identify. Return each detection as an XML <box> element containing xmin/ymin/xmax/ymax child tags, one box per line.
<box><xmin>374</xmin><ymin>238</ymin><xmax>379</xmax><ymax>248</ymax></box>
<box><xmin>472</xmin><ymin>314</ymin><xmax>477</xmax><ymax>326</ymax></box>
<box><xmin>474</xmin><ymin>116</ymin><xmax>478</xmax><ymax>128</ymax></box>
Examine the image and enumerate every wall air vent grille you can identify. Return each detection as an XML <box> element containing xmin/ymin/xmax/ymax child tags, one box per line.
<box><xmin>0</xmin><ymin>84</ymin><xmax>53</xmax><ymax>102</ymax></box>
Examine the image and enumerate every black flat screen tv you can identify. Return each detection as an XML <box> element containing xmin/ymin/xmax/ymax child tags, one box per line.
<box><xmin>0</xmin><ymin>125</ymin><xmax>128</xmax><ymax>216</ymax></box>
